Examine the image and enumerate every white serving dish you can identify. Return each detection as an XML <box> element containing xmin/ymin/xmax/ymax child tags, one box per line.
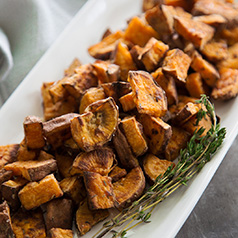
<box><xmin>0</xmin><ymin>0</ymin><xmax>238</xmax><ymax>237</ymax></box>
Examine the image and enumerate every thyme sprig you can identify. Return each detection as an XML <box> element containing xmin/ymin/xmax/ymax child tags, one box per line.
<box><xmin>93</xmin><ymin>95</ymin><xmax>226</xmax><ymax>238</ymax></box>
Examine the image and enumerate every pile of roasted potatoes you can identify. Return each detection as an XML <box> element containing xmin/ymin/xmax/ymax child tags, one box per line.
<box><xmin>1</xmin><ymin>0</ymin><xmax>238</xmax><ymax>237</ymax></box>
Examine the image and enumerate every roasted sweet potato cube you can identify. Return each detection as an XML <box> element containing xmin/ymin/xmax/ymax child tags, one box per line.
<box><xmin>139</xmin><ymin>114</ymin><xmax>172</xmax><ymax>156</ymax></box>
<box><xmin>109</xmin><ymin>166</ymin><xmax>127</xmax><ymax>182</ymax></box>
<box><xmin>12</xmin><ymin>208</ymin><xmax>46</xmax><ymax>238</ymax></box>
<box><xmin>93</xmin><ymin>60</ymin><xmax>120</xmax><ymax>84</ymax></box>
<box><xmin>124</xmin><ymin>16</ymin><xmax>160</xmax><ymax>47</ymax></box>
<box><xmin>191</xmin><ymin>51</ymin><xmax>220</xmax><ymax>87</ymax></box>
<box><xmin>162</xmin><ymin>49</ymin><xmax>191</xmax><ymax>83</ymax></box>
<box><xmin>0</xmin><ymin>169</ymin><xmax>13</xmax><ymax>185</ymax></box>
<box><xmin>55</xmin><ymin>152</ymin><xmax>75</xmax><ymax>178</ymax></box>
<box><xmin>119</xmin><ymin>92</ymin><xmax>136</xmax><ymax>112</ymax></box>
<box><xmin>128</xmin><ymin>70</ymin><xmax>167</xmax><ymax>117</ymax></box>
<box><xmin>23</xmin><ymin>115</ymin><xmax>45</xmax><ymax>149</ymax></box>
<box><xmin>1</xmin><ymin>177</ymin><xmax>28</xmax><ymax>211</ymax></box>
<box><xmin>70</xmin><ymin>147</ymin><xmax>115</xmax><ymax>176</ymax></box>
<box><xmin>49</xmin><ymin>228</ymin><xmax>73</xmax><ymax>238</ymax></box>
<box><xmin>174</xmin><ymin>16</ymin><xmax>215</xmax><ymax>49</ymax></box>
<box><xmin>113</xmin><ymin>166</ymin><xmax>145</xmax><ymax>208</ymax></box>
<box><xmin>112</xmin><ymin>41</ymin><xmax>137</xmax><ymax>81</ymax></box>
<box><xmin>143</xmin><ymin>154</ymin><xmax>175</xmax><ymax>184</ymax></box>
<box><xmin>217</xmin><ymin>43</ymin><xmax>238</xmax><ymax>69</ymax></box>
<box><xmin>112</xmin><ymin>126</ymin><xmax>139</xmax><ymax>169</ymax></box>
<box><xmin>71</xmin><ymin>97</ymin><xmax>119</xmax><ymax>152</ymax></box>
<box><xmin>79</xmin><ymin>87</ymin><xmax>106</xmax><ymax>114</ymax></box>
<box><xmin>16</xmin><ymin>138</ymin><xmax>36</xmax><ymax>161</ymax></box>
<box><xmin>130</xmin><ymin>45</ymin><xmax>145</xmax><ymax>70</ymax></box>
<box><xmin>186</xmin><ymin>72</ymin><xmax>208</xmax><ymax>98</ymax></box>
<box><xmin>44</xmin><ymin>198</ymin><xmax>73</xmax><ymax>233</ymax></box>
<box><xmin>64</xmin><ymin>58</ymin><xmax>81</xmax><ymax>77</ymax></box>
<box><xmin>37</xmin><ymin>150</ymin><xmax>55</xmax><ymax>161</ymax></box>
<box><xmin>83</xmin><ymin>171</ymin><xmax>115</xmax><ymax>210</ymax></box>
<box><xmin>4</xmin><ymin>159</ymin><xmax>57</xmax><ymax>181</ymax></box>
<box><xmin>142</xmin><ymin>0</ymin><xmax>163</xmax><ymax>11</ymax></box>
<box><xmin>193</xmin><ymin>14</ymin><xmax>227</xmax><ymax>27</ymax></box>
<box><xmin>59</xmin><ymin>176</ymin><xmax>86</xmax><ymax>204</ymax></box>
<box><xmin>220</xmin><ymin>26</ymin><xmax>238</xmax><ymax>46</ymax></box>
<box><xmin>139</xmin><ymin>37</ymin><xmax>169</xmax><ymax>72</ymax></box>
<box><xmin>165</xmin><ymin>126</ymin><xmax>191</xmax><ymax>161</ymax></box>
<box><xmin>0</xmin><ymin>144</ymin><xmax>19</xmax><ymax>169</ymax></box>
<box><xmin>88</xmin><ymin>30</ymin><xmax>126</xmax><ymax>60</ymax></box>
<box><xmin>0</xmin><ymin>201</ymin><xmax>15</xmax><ymax>238</ymax></box>
<box><xmin>43</xmin><ymin>113</ymin><xmax>79</xmax><ymax>148</ymax></box>
<box><xmin>211</xmin><ymin>68</ymin><xmax>238</xmax><ymax>100</ymax></box>
<box><xmin>18</xmin><ymin>174</ymin><xmax>63</xmax><ymax>210</ymax></box>
<box><xmin>120</xmin><ymin>117</ymin><xmax>148</xmax><ymax>157</ymax></box>
<box><xmin>164</xmin><ymin>0</ymin><xmax>194</xmax><ymax>11</ymax></box>
<box><xmin>76</xmin><ymin>199</ymin><xmax>109</xmax><ymax>236</ymax></box>
<box><xmin>151</xmin><ymin>67</ymin><xmax>178</xmax><ymax>105</ymax></box>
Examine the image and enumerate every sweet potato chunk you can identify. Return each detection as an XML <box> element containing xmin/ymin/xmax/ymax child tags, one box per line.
<box><xmin>71</xmin><ymin>97</ymin><xmax>119</xmax><ymax>152</ymax></box>
<box><xmin>124</xmin><ymin>16</ymin><xmax>160</xmax><ymax>47</ymax></box>
<box><xmin>93</xmin><ymin>60</ymin><xmax>120</xmax><ymax>84</ymax></box>
<box><xmin>174</xmin><ymin>16</ymin><xmax>215</xmax><ymax>49</ymax></box>
<box><xmin>4</xmin><ymin>159</ymin><xmax>57</xmax><ymax>181</ymax></box>
<box><xmin>142</xmin><ymin>0</ymin><xmax>163</xmax><ymax>12</ymax></box>
<box><xmin>83</xmin><ymin>171</ymin><xmax>115</xmax><ymax>210</ymax></box>
<box><xmin>18</xmin><ymin>174</ymin><xmax>63</xmax><ymax>210</ymax></box>
<box><xmin>49</xmin><ymin>228</ymin><xmax>73</xmax><ymax>238</ymax></box>
<box><xmin>165</xmin><ymin>126</ymin><xmax>191</xmax><ymax>161</ymax></box>
<box><xmin>193</xmin><ymin>14</ymin><xmax>227</xmax><ymax>27</ymax></box>
<box><xmin>0</xmin><ymin>169</ymin><xmax>13</xmax><ymax>185</ymax></box>
<box><xmin>113</xmin><ymin>166</ymin><xmax>145</xmax><ymax>208</ymax></box>
<box><xmin>0</xmin><ymin>201</ymin><xmax>15</xmax><ymax>238</ymax></box>
<box><xmin>139</xmin><ymin>114</ymin><xmax>172</xmax><ymax>155</ymax></box>
<box><xmin>1</xmin><ymin>177</ymin><xmax>28</xmax><ymax>211</ymax></box>
<box><xmin>76</xmin><ymin>199</ymin><xmax>109</xmax><ymax>236</ymax></box>
<box><xmin>191</xmin><ymin>51</ymin><xmax>220</xmax><ymax>87</ymax></box>
<box><xmin>128</xmin><ymin>70</ymin><xmax>167</xmax><ymax>117</ymax></box>
<box><xmin>143</xmin><ymin>154</ymin><xmax>175</xmax><ymax>184</ymax></box>
<box><xmin>151</xmin><ymin>67</ymin><xmax>178</xmax><ymax>105</ymax></box>
<box><xmin>79</xmin><ymin>87</ymin><xmax>106</xmax><ymax>114</ymax></box>
<box><xmin>120</xmin><ymin>117</ymin><xmax>148</xmax><ymax>157</ymax></box>
<box><xmin>162</xmin><ymin>49</ymin><xmax>191</xmax><ymax>83</ymax></box>
<box><xmin>0</xmin><ymin>144</ymin><xmax>19</xmax><ymax>169</ymax></box>
<box><xmin>70</xmin><ymin>147</ymin><xmax>115</xmax><ymax>176</ymax></box>
<box><xmin>55</xmin><ymin>152</ymin><xmax>75</xmax><ymax>178</ymax></box>
<box><xmin>220</xmin><ymin>26</ymin><xmax>238</xmax><ymax>46</ymax></box>
<box><xmin>109</xmin><ymin>166</ymin><xmax>127</xmax><ymax>182</ymax></box>
<box><xmin>64</xmin><ymin>58</ymin><xmax>81</xmax><ymax>77</ymax></box>
<box><xmin>44</xmin><ymin>198</ymin><xmax>73</xmax><ymax>233</ymax></box>
<box><xmin>16</xmin><ymin>139</ymin><xmax>36</xmax><ymax>161</ymax></box>
<box><xmin>12</xmin><ymin>208</ymin><xmax>46</xmax><ymax>238</ymax></box>
<box><xmin>119</xmin><ymin>92</ymin><xmax>136</xmax><ymax>112</ymax></box>
<box><xmin>211</xmin><ymin>68</ymin><xmax>238</xmax><ymax>100</ymax></box>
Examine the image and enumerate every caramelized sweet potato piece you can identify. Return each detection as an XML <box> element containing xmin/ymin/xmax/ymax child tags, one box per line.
<box><xmin>0</xmin><ymin>144</ymin><xmax>19</xmax><ymax>169</ymax></box>
<box><xmin>113</xmin><ymin>166</ymin><xmax>145</xmax><ymax>208</ymax></box>
<box><xmin>112</xmin><ymin>41</ymin><xmax>137</xmax><ymax>81</ymax></box>
<box><xmin>0</xmin><ymin>201</ymin><xmax>15</xmax><ymax>238</ymax></box>
<box><xmin>151</xmin><ymin>67</ymin><xmax>178</xmax><ymax>105</ymax></box>
<box><xmin>59</xmin><ymin>176</ymin><xmax>86</xmax><ymax>204</ymax></box>
<box><xmin>71</xmin><ymin>97</ymin><xmax>119</xmax><ymax>152</ymax></box>
<box><xmin>4</xmin><ymin>159</ymin><xmax>57</xmax><ymax>181</ymax></box>
<box><xmin>220</xmin><ymin>26</ymin><xmax>238</xmax><ymax>46</ymax></box>
<box><xmin>162</xmin><ymin>49</ymin><xmax>191</xmax><ymax>83</ymax></box>
<box><xmin>44</xmin><ymin>198</ymin><xmax>73</xmax><ymax>233</ymax></box>
<box><xmin>128</xmin><ymin>70</ymin><xmax>167</xmax><ymax>117</ymax></box>
<box><xmin>142</xmin><ymin>0</ymin><xmax>163</xmax><ymax>12</ymax></box>
<box><xmin>76</xmin><ymin>199</ymin><xmax>109</xmax><ymax>236</ymax></box>
<box><xmin>174</xmin><ymin>16</ymin><xmax>215</xmax><ymax>49</ymax></box>
<box><xmin>83</xmin><ymin>171</ymin><xmax>115</xmax><ymax>210</ymax></box>
<box><xmin>16</xmin><ymin>139</ymin><xmax>36</xmax><ymax>161</ymax></box>
<box><xmin>165</xmin><ymin>126</ymin><xmax>191</xmax><ymax>161</ymax></box>
<box><xmin>49</xmin><ymin>228</ymin><xmax>73</xmax><ymax>238</ymax></box>
<box><xmin>193</xmin><ymin>14</ymin><xmax>227</xmax><ymax>27</ymax></box>
<box><xmin>109</xmin><ymin>166</ymin><xmax>127</xmax><ymax>182</ymax></box>
<box><xmin>37</xmin><ymin>150</ymin><xmax>55</xmax><ymax>161</ymax></box>
<box><xmin>124</xmin><ymin>16</ymin><xmax>160</xmax><ymax>47</ymax></box>
<box><xmin>12</xmin><ymin>208</ymin><xmax>46</xmax><ymax>238</ymax></box>
<box><xmin>120</xmin><ymin>117</ymin><xmax>148</xmax><ymax>157</ymax></box>
<box><xmin>143</xmin><ymin>154</ymin><xmax>175</xmax><ymax>184</ymax></box>
<box><xmin>93</xmin><ymin>60</ymin><xmax>120</xmax><ymax>84</ymax></box>
<box><xmin>191</xmin><ymin>51</ymin><xmax>220</xmax><ymax>87</ymax></box>
<box><xmin>79</xmin><ymin>87</ymin><xmax>106</xmax><ymax>114</ymax></box>
<box><xmin>70</xmin><ymin>147</ymin><xmax>115</xmax><ymax>176</ymax></box>
<box><xmin>211</xmin><ymin>68</ymin><xmax>238</xmax><ymax>100</ymax></box>
<box><xmin>18</xmin><ymin>174</ymin><xmax>63</xmax><ymax>210</ymax></box>
<box><xmin>119</xmin><ymin>92</ymin><xmax>136</xmax><ymax>112</ymax></box>
<box><xmin>64</xmin><ymin>58</ymin><xmax>81</xmax><ymax>77</ymax></box>
<box><xmin>55</xmin><ymin>152</ymin><xmax>75</xmax><ymax>178</ymax></box>
<box><xmin>1</xmin><ymin>177</ymin><xmax>28</xmax><ymax>211</ymax></box>
<box><xmin>139</xmin><ymin>114</ymin><xmax>172</xmax><ymax>155</ymax></box>
<box><xmin>164</xmin><ymin>0</ymin><xmax>193</xmax><ymax>11</ymax></box>
<box><xmin>0</xmin><ymin>169</ymin><xmax>13</xmax><ymax>185</ymax></box>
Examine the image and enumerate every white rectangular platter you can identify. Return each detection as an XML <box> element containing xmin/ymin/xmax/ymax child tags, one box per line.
<box><xmin>0</xmin><ymin>0</ymin><xmax>238</xmax><ymax>237</ymax></box>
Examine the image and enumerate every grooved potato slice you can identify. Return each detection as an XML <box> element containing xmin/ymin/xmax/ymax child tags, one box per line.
<box><xmin>113</xmin><ymin>166</ymin><xmax>146</xmax><ymax>208</ymax></box>
<box><xmin>128</xmin><ymin>70</ymin><xmax>167</xmax><ymax>117</ymax></box>
<box><xmin>71</xmin><ymin>97</ymin><xmax>119</xmax><ymax>152</ymax></box>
